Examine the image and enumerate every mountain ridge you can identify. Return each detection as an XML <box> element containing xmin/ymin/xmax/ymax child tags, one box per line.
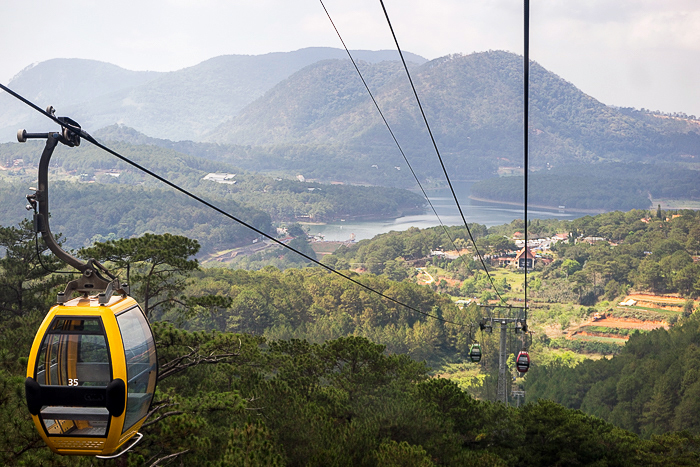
<box><xmin>205</xmin><ymin>51</ymin><xmax>700</xmax><ymax>183</ymax></box>
<box><xmin>0</xmin><ymin>47</ymin><xmax>427</xmax><ymax>142</ymax></box>
<box><xmin>3</xmin><ymin>49</ymin><xmax>699</xmax><ymax>201</ymax></box>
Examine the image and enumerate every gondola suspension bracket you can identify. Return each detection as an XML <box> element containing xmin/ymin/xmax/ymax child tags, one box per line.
<box><xmin>19</xmin><ymin>113</ymin><xmax>128</xmax><ymax>305</ymax></box>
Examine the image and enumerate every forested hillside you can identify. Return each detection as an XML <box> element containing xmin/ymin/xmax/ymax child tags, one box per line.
<box><xmin>5</xmin><ymin>50</ymin><xmax>699</xmax><ymax>197</ymax></box>
<box><xmin>319</xmin><ymin>209</ymin><xmax>700</xmax><ymax>304</ymax></box>
<box><xmin>549</xmin><ymin>210</ymin><xmax>700</xmax><ymax>300</ymax></box>
<box><xmin>470</xmin><ymin>163</ymin><xmax>700</xmax><ymax>211</ymax></box>
<box><xmin>0</xmin><ymin>138</ymin><xmax>425</xmax><ymax>250</ymax></box>
<box><xmin>1</xmin><ymin>181</ymin><xmax>274</xmax><ymax>251</ymax></box>
<box><xmin>96</xmin><ymin>124</ymin><xmax>432</xmax><ymax>186</ymax></box>
<box><xmin>3</xmin><ymin>224</ymin><xmax>700</xmax><ymax>465</ymax></box>
<box><xmin>525</xmin><ymin>314</ymin><xmax>700</xmax><ymax>437</ymax></box>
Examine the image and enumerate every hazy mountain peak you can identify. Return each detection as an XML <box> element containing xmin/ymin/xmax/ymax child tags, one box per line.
<box><xmin>7</xmin><ymin>58</ymin><xmax>162</xmax><ymax>104</ymax></box>
<box><xmin>0</xmin><ymin>48</ymin><xmax>427</xmax><ymax>142</ymax></box>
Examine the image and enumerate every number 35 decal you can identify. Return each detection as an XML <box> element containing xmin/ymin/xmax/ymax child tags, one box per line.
<box><xmin>68</xmin><ymin>378</ymin><xmax>79</xmax><ymax>386</ymax></box>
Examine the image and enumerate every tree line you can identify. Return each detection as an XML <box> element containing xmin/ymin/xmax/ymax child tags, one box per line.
<box><xmin>4</xmin><ymin>224</ymin><xmax>700</xmax><ymax>465</ymax></box>
<box><xmin>470</xmin><ymin>163</ymin><xmax>700</xmax><ymax>211</ymax></box>
<box><xmin>525</xmin><ymin>312</ymin><xmax>700</xmax><ymax>438</ymax></box>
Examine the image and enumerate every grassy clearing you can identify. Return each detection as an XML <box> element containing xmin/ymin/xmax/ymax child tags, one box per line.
<box><xmin>622</xmin><ymin>304</ymin><xmax>681</xmax><ymax>313</ymax></box>
<box><xmin>579</xmin><ymin>326</ymin><xmax>648</xmax><ymax>336</ymax></box>
<box><xmin>310</xmin><ymin>242</ymin><xmax>344</xmax><ymax>255</ymax></box>
<box><xmin>613</xmin><ymin>308</ymin><xmax>678</xmax><ymax>321</ymax></box>
<box><xmin>653</xmin><ymin>198</ymin><xmax>700</xmax><ymax>210</ymax></box>
<box><xmin>435</xmin><ymin>362</ymin><xmax>485</xmax><ymax>391</ymax></box>
<box><xmin>571</xmin><ymin>334</ymin><xmax>627</xmax><ymax>345</ymax></box>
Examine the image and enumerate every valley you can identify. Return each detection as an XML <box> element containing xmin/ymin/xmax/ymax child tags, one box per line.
<box><xmin>1</xmin><ymin>46</ymin><xmax>700</xmax><ymax>465</ymax></box>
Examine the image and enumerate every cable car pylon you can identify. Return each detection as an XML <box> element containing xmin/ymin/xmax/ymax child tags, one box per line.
<box><xmin>20</xmin><ymin>110</ymin><xmax>158</xmax><ymax>457</ymax></box>
<box><xmin>478</xmin><ymin>304</ymin><xmax>528</xmax><ymax>405</ymax></box>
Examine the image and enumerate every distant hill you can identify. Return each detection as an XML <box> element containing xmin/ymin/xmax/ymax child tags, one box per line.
<box><xmin>207</xmin><ymin>51</ymin><xmax>700</xmax><ymax>180</ymax></box>
<box><xmin>470</xmin><ymin>162</ymin><xmax>700</xmax><ymax>211</ymax></box>
<box><xmin>5</xmin><ymin>49</ymin><xmax>700</xmax><ymax>206</ymax></box>
<box><xmin>0</xmin><ymin>136</ymin><xmax>425</xmax><ymax>250</ymax></box>
<box><xmin>0</xmin><ymin>48</ymin><xmax>426</xmax><ymax>142</ymax></box>
<box><xmin>0</xmin><ymin>59</ymin><xmax>161</xmax><ymax>142</ymax></box>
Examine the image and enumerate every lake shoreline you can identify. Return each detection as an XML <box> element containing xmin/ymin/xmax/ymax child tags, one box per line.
<box><xmin>468</xmin><ymin>195</ymin><xmax>607</xmax><ymax>214</ymax></box>
<box><xmin>297</xmin><ymin>208</ymin><xmax>424</xmax><ymax>225</ymax></box>
<box><xmin>304</xmin><ymin>184</ymin><xmax>586</xmax><ymax>242</ymax></box>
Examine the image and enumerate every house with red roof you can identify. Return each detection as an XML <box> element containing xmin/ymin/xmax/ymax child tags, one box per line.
<box><xmin>515</xmin><ymin>247</ymin><xmax>535</xmax><ymax>270</ymax></box>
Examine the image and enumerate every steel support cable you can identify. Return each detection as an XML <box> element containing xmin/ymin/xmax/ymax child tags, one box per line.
<box><xmin>378</xmin><ymin>0</ymin><xmax>505</xmax><ymax>303</ymax></box>
<box><xmin>319</xmin><ymin>0</ymin><xmax>473</xmax><ymax>274</ymax></box>
<box><xmin>0</xmin><ymin>82</ymin><xmax>468</xmax><ymax>327</ymax></box>
<box><xmin>523</xmin><ymin>0</ymin><xmax>530</xmax><ymax>311</ymax></box>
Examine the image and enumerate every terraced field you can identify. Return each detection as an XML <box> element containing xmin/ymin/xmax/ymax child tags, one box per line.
<box><xmin>565</xmin><ymin>294</ymin><xmax>685</xmax><ymax>345</ymax></box>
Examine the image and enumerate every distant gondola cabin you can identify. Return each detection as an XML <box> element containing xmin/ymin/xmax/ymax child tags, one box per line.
<box><xmin>516</xmin><ymin>351</ymin><xmax>530</xmax><ymax>373</ymax></box>
<box><xmin>25</xmin><ymin>295</ymin><xmax>157</xmax><ymax>456</ymax></box>
<box><xmin>469</xmin><ymin>344</ymin><xmax>482</xmax><ymax>363</ymax></box>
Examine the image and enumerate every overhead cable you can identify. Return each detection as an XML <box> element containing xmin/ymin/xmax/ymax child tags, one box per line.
<box><xmin>378</xmin><ymin>0</ymin><xmax>505</xmax><ymax>302</ymax></box>
<box><xmin>319</xmin><ymin>0</ymin><xmax>475</xmax><ymax>275</ymax></box>
<box><xmin>0</xmin><ymin>82</ymin><xmax>468</xmax><ymax>327</ymax></box>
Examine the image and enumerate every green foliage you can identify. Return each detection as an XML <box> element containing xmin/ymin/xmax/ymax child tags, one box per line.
<box><xmin>216</xmin><ymin>422</ymin><xmax>285</xmax><ymax>467</ymax></box>
<box><xmin>0</xmin><ymin>178</ymin><xmax>270</xmax><ymax>254</ymax></box>
<box><xmin>0</xmin><ymin>137</ymin><xmax>424</xmax><ymax>252</ymax></box>
<box><xmin>180</xmin><ymin>267</ymin><xmax>471</xmax><ymax>367</ymax></box>
<box><xmin>140</xmin><ymin>331</ymin><xmax>700</xmax><ymax>466</ymax></box>
<box><xmin>539</xmin><ymin>209</ymin><xmax>700</xmax><ymax>301</ymax></box>
<box><xmin>373</xmin><ymin>440</ymin><xmax>435</xmax><ymax>466</ymax></box>
<box><xmin>4</xmin><ymin>224</ymin><xmax>700</xmax><ymax>464</ymax></box>
<box><xmin>217</xmin><ymin>176</ymin><xmax>425</xmax><ymax>222</ymax></box>
<box><xmin>471</xmin><ymin>163</ymin><xmax>700</xmax><ymax>211</ymax></box>
<box><xmin>326</xmin><ymin>224</ymin><xmax>486</xmax><ymax>278</ymax></box>
<box><xmin>526</xmin><ymin>314</ymin><xmax>700</xmax><ymax>438</ymax></box>
<box><xmin>547</xmin><ymin>337</ymin><xmax>623</xmax><ymax>355</ymax></box>
<box><xmin>0</xmin><ymin>220</ymin><xmax>65</xmax><ymax>318</ymax></box>
<box><xmin>580</xmin><ymin>326</ymin><xmax>646</xmax><ymax>337</ymax></box>
<box><xmin>80</xmin><ymin>233</ymin><xmax>201</xmax><ymax>317</ymax></box>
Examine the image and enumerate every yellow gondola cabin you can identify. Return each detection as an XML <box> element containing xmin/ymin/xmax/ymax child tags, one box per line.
<box><xmin>26</xmin><ymin>295</ymin><xmax>157</xmax><ymax>456</ymax></box>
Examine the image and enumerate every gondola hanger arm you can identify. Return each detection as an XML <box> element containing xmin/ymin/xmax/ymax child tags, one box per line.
<box><xmin>19</xmin><ymin>108</ymin><xmax>128</xmax><ymax>304</ymax></box>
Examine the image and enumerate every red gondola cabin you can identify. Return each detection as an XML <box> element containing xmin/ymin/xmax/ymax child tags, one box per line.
<box><xmin>516</xmin><ymin>351</ymin><xmax>530</xmax><ymax>373</ymax></box>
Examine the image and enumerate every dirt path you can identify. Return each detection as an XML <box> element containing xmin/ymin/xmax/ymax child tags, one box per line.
<box><xmin>626</xmin><ymin>293</ymin><xmax>687</xmax><ymax>304</ymax></box>
<box><xmin>586</xmin><ymin>317</ymin><xmax>668</xmax><ymax>331</ymax></box>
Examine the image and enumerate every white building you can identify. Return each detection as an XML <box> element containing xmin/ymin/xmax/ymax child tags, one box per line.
<box><xmin>203</xmin><ymin>173</ymin><xmax>237</xmax><ymax>184</ymax></box>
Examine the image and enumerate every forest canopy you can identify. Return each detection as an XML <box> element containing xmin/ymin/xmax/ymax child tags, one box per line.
<box><xmin>470</xmin><ymin>163</ymin><xmax>700</xmax><ymax>211</ymax></box>
<box><xmin>3</xmin><ymin>223</ymin><xmax>700</xmax><ymax>465</ymax></box>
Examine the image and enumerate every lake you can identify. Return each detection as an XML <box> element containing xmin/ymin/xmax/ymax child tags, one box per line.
<box><xmin>305</xmin><ymin>183</ymin><xmax>587</xmax><ymax>242</ymax></box>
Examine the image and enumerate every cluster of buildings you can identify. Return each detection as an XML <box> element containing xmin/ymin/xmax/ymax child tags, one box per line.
<box><xmin>430</xmin><ymin>230</ymin><xmax>572</xmax><ymax>270</ymax></box>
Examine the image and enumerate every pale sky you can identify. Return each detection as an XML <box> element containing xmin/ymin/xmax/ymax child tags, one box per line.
<box><xmin>2</xmin><ymin>0</ymin><xmax>699</xmax><ymax>117</ymax></box>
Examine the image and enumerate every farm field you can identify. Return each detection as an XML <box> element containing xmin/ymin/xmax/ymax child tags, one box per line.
<box><xmin>570</xmin><ymin>334</ymin><xmax>627</xmax><ymax>345</ymax></box>
<box><xmin>587</xmin><ymin>316</ymin><xmax>668</xmax><ymax>331</ymax></box>
<box><xmin>563</xmin><ymin>293</ymin><xmax>689</xmax><ymax>345</ymax></box>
